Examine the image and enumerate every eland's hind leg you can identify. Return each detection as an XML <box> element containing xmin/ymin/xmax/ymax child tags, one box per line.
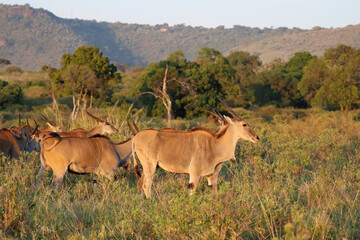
<box><xmin>35</xmin><ymin>164</ymin><xmax>46</xmax><ymax>188</ymax></box>
<box><xmin>51</xmin><ymin>165</ymin><xmax>68</xmax><ymax>189</ymax></box>
<box><xmin>140</xmin><ymin>160</ymin><xmax>157</xmax><ymax>199</ymax></box>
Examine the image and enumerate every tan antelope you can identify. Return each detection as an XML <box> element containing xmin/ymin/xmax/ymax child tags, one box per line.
<box><xmin>35</xmin><ymin>118</ymin><xmax>139</xmax><ymax>188</ymax></box>
<box><xmin>132</xmin><ymin>99</ymin><xmax>259</xmax><ymax>198</ymax></box>
<box><xmin>0</xmin><ymin>116</ymin><xmax>38</xmax><ymax>159</ymax></box>
<box><xmin>41</xmin><ymin>110</ymin><xmax>118</xmax><ymax>137</ymax></box>
<box><xmin>35</xmin><ymin>132</ymin><xmax>128</xmax><ymax>188</ymax></box>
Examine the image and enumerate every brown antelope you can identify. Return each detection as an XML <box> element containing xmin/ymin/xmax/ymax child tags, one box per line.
<box><xmin>0</xmin><ymin>116</ymin><xmax>38</xmax><ymax>159</ymax></box>
<box><xmin>35</xmin><ymin>132</ymin><xmax>128</xmax><ymax>188</ymax></box>
<box><xmin>132</xmin><ymin>99</ymin><xmax>259</xmax><ymax>198</ymax></box>
<box><xmin>41</xmin><ymin>110</ymin><xmax>118</xmax><ymax>137</ymax></box>
<box><xmin>35</xmin><ymin>118</ymin><xmax>139</xmax><ymax>188</ymax></box>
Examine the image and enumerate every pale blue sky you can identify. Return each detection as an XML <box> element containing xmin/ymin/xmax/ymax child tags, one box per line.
<box><xmin>2</xmin><ymin>0</ymin><xmax>359</xmax><ymax>29</ymax></box>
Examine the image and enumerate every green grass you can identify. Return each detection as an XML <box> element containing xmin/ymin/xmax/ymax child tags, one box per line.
<box><xmin>0</xmin><ymin>71</ymin><xmax>49</xmax><ymax>85</ymax></box>
<box><xmin>0</xmin><ymin>108</ymin><xmax>360</xmax><ymax>239</ymax></box>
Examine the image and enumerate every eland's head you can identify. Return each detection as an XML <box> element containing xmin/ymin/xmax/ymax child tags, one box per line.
<box><xmin>86</xmin><ymin>110</ymin><xmax>118</xmax><ymax>134</ymax></box>
<box><xmin>218</xmin><ymin>98</ymin><xmax>259</xmax><ymax>143</ymax></box>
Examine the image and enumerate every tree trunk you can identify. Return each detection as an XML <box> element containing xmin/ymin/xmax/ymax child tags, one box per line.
<box><xmin>162</xmin><ymin>65</ymin><xmax>172</xmax><ymax>127</ymax></box>
<box><xmin>52</xmin><ymin>91</ymin><xmax>58</xmax><ymax>111</ymax></box>
<box><xmin>71</xmin><ymin>95</ymin><xmax>81</xmax><ymax>122</ymax></box>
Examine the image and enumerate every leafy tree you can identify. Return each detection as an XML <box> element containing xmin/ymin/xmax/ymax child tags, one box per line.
<box><xmin>0</xmin><ymin>79</ymin><xmax>23</xmax><ymax>109</ymax></box>
<box><xmin>133</xmin><ymin>51</ymin><xmax>191</xmax><ymax>123</ymax></box>
<box><xmin>194</xmin><ymin>47</ymin><xmax>233</xmax><ymax>107</ymax></box>
<box><xmin>0</xmin><ymin>58</ymin><xmax>11</xmax><ymax>67</ymax></box>
<box><xmin>227</xmin><ymin>51</ymin><xmax>261</xmax><ymax>106</ymax></box>
<box><xmin>248</xmin><ymin>52</ymin><xmax>314</xmax><ymax>107</ymax></box>
<box><xmin>250</xmin><ymin>61</ymin><xmax>301</xmax><ymax>107</ymax></box>
<box><xmin>133</xmin><ymin>49</ymin><xmax>224</xmax><ymax>119</ymax></box>
<box><xmin>286</xmin><ymin>52</ymin><xmax>315</xmax><ymax>81</ymax></box>
<box><xmin>182</xmin><ymin>62</ymin><xmax>224</xmax><ymax>118</ymax></box>
<box><xmin>301</xmin><ymin>45</ymin><xmax>360</xmax><ymax>115</ymax></box>
<box><xmin>49</xmin><ymin>45</ymin><xmax>121</xmax><ymax>120</ymax></box>
<box><xmin>298</xmin><ymin>58</ymin><xmax>328</xmax><ymax>104</ymax></box>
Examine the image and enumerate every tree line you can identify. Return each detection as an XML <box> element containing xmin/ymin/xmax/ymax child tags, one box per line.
<box><xmin>1</xmin><ymin>44</ymin><xmax>359</xmax><ymax>121</ymax></box>
<box><xmin>132</xmin><ymin>44</ymin><xmax>360</xmax><ymax>120</ymax></box>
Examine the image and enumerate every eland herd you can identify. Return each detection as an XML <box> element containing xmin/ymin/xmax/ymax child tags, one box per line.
<box><xmin>1</xmin><ymin>99</ymin><xmax>259</xmax><ymax>199</ymax></box>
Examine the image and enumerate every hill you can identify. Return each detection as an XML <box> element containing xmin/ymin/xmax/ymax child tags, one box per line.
<box><xmin>1</xmin><ymin>4</ymin><xmax>360</xmax><ymax>70</ymax></box>
<box><xmin>227</xmin><ymin>24</ymin><xmax>360</xmax><ymax>63</ymax></box>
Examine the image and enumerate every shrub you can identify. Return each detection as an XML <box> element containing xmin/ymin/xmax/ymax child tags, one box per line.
<box><xmin>4</xmin><ymin>66</ymin><xmax>22</xmax><ymax>74</ymax></box>
<box><xmin>0</xmin><ymin>80</ymin><xmax>23</xmax><ymax>109</ymax></box>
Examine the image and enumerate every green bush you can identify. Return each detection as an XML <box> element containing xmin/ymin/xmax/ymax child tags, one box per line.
<box><xmin>4</xmin><ymin>66</ymin><xmax>22</xmax><ymax>74</ymax></box>
<box><xmin>0</xmin><ymin>80</ymin><xmax>23</xmax><ymax>109</ymax></box>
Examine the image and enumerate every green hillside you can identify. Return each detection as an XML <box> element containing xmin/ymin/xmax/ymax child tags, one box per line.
<box><xmin>0</xmin><ymin>4</ymin><xmax>303</xmax><ymax>70</ymax></box>
<box><xmin>1</xmin><ymin>3</ymin><xmax>360</xmax><ymax>70</ymax></box>
<box><xmin>227</xmin><ymin>24</ymin><xmax>360</xmax><ymax>63</ymax></box>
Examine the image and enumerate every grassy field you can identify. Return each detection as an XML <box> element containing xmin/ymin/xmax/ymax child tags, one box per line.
<box><xmin>0</xmin><ymin>106</ymin><xmax>359</xmax><ymax>239</ymax></box>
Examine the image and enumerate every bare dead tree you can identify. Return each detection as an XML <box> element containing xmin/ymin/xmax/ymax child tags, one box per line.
<box><xmin>141</xmin><ymin>65</ymin><xmax>173</xmax><ymax>127</ymax></box>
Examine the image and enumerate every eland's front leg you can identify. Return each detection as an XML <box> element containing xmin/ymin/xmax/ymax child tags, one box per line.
<box><xmin>188</xmin><ymin>174</ymin><xmax>200</xmax><ymax>196</ymax></box>
<box><xmin>207</xmin><ymin>163</ymin><xmax>223</xmax><ymax>195</ymax></box>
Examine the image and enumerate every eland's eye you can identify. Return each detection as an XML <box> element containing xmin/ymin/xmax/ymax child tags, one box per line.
<box><xmin>242</xmin><ymin>124</ymin><xmax>247</xmax><ymax>127</ymax></box>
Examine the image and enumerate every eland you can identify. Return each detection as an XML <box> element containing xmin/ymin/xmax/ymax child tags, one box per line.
<box><xmin>35</xmin><ymin>118</ymin><xmax>139</xmax><ymax>188</ymax></box>
<box><xmin>0</xmin><ymin>115</ymin><xmax>39</xmax><ymax>159</ymax></box>
<box><xmin>41</xmin><ymin>110</ymin><xmax>117</xmax><ymax>138</ymax></box>
<box><xmin>132</xmin><ymin>99</ymin><xmax>259</xmax><ymax>198</ymax></box>
<box><xmin>35</xmin><ymin>132</ymin><xmax>128</xmax><ymax>188</ymax></box>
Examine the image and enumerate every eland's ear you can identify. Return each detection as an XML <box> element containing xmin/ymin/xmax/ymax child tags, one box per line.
<box><xmin>224</xmin><ymin>116</ymin><xmax>234</xmax><ymax>123</ymax></box>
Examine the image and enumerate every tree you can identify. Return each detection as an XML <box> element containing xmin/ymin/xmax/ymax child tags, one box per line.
<box><xmin>0</xmin><ymin>80</ymin><xmax>23</xmax><ymax>109</ymax></box>
<box><xmin>49</xmin><ymin>46</ymin><xmax>121</xmax><ymax>120</ymax></box>
<box><xmin>132</xmin><ymin>49</ymin><xmax>224</xmax><ymax>120</ymax></box>
<box><xmin>61</xmin><ymin>64</ymin><xmax>99</xmax><ymax>120</ymax></box>
<box><xmin>194</xmin><ymin>47</ymin><xmax>233</xmax><ymax>107</ymax></box>
<box><xmin>183</xmin><ymin>62</ymin><xmax>224</xmax><ymax>118</ymax></box>
<box><xmin>133</xmin><ymin>51</ymin><xmax>191</xmax><ymax>125</ymax></box>
<box><xmin>300</xmin><ymin>45</ymin><xmax>360</xmax><ymax>115</ymax></box>
<box><xmin>298</xmin><ymin>58</ymin><xmax>328</xmax><ymax>104</ymax></box>
<box><xmin>0</xmin><ymin>58</ymin><xmax>11</xmax><ymax>67</ymax></box>
<box><xmin>139</xmin><ymin>64</ymin><xmax>173</xmax><ymax>126</ymax></box>
<box><xmin>227</xmin><ymin>51</ymin><xmax>261</xmax><ymax>106</ymax></box>
<box><xmin>250</xmin><ymin>61</ymin><xmax>301</xmax><ymax>107</ymax></box>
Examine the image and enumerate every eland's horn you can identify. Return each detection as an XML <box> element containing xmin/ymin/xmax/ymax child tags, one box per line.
<box><xmin>30</xmin><ymin>119</ymin><xmax>39</xmax><ymax>136</ymax></box>
<box><xmin>131</xmin><ymin>119</ymin><xmax>139</xmax><ymax>133</ymax></box>
<box><xmin>209</xmin><ymin>109</ymin><xmax>227</xmax><ymax>125</ymax></box>
<box><xmin>26</xmin><ymin>118</ymin><xmax>30</xmax><ymax>127</ymax></box>
<box><xmin>218</xmin><ymin>98</ymin><xmax>242</xmax><ymax>121</ymax></box>
<box><xmin>32</xmin><ymin>118</ymin><xmax>39</xmax><ymax>129</ymax></box>
<box><xmin>127</xmin><ymin>119</ymin><xmax>136</xmax><ymax>136</ymax></box>
<box><xmin>41</xmin><ymin>114</ymin><xmax>55</xmax><ymax>126</ymax></box>
<box><xmin>215</xmin><ymin>109</ymin><xmax>228</xmax><ymax>124</ymax></box>
<box><xmin>18</xmin><ymin>114</ymin><xmax>23</xmax><ymax>135</ymax></box>
<box><xmin>86</xmin><ymin>110</ymin><xmax>104</xmax><ymax>123</ymax></box>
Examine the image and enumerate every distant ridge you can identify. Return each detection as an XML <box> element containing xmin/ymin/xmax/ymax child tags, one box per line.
<box><xmin>227</xmin><ymin>24</ymin><xmax>360</xmax><ymax>63</ymax></box>
<box><xmin>0</xmin><ymin>4</ymin><xmax>359</xmax><ymax>70</ymax></box>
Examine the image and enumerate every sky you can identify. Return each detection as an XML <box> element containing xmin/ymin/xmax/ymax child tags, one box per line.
<box><xmin>1</xmin><ymin>0</ymin><xmax>360</xmax><ymax>30</ymax></box>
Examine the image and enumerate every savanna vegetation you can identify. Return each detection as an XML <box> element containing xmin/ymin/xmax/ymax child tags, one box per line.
<box><xmin>1</xmin><ymin>107</ymin><xmax>359</xmax><ymax>239</ymax></box>
<box><xmin>1</xmin><ymin>43</ymin><xmax>360</xmax><ymax>239</ymax></box>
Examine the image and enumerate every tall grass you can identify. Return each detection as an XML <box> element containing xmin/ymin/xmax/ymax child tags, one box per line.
<box><xmin>0</xmin><ymin>108</ymin><xmax>359</xmax><ymax>239</ymax></box>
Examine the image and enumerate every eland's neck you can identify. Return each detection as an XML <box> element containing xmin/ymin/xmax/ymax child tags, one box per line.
<box><xmin>86</xmin><ymin>125</ymin><xmax>104</xmax><ymax>137</ymax></box>
<box><xmin>215</xmin><ymin>124</ymin><xmax>239</xmax><ymax>162</ymax></box>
